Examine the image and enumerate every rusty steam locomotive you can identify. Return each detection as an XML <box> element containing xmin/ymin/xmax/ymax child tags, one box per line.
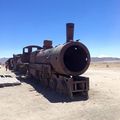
<box><xmin>6</xmin><ymin>23</ymin><xmax>90</xmax><ymax>99</ymax></box>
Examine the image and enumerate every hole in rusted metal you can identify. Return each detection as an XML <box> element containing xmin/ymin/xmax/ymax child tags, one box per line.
<box><xmin>63</xmin><ymin>45</ymin><xmax>88</xmax><ymax>72</ymax></box>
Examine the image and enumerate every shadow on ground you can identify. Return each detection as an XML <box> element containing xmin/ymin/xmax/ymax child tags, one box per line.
<box><xmin>14</xmin><ymin>71</ymin><xmax>88</xmax><ymax>103</ymax></box>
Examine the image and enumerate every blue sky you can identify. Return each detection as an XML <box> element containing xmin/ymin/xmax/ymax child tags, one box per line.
<box><xmin>0</xmin><ymin>0</ymin><xmax>120</xmax><ymax>58</ymax></box>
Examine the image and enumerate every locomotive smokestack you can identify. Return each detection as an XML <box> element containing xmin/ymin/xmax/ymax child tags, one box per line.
<box><xmin>66</xmin><ymin>23</ymin><xmax>74</xmax><ymax>43</ymax></box>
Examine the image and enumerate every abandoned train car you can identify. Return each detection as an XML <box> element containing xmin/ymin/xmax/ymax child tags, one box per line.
<box><xmin>7</xmin><ymin>23</ymin><xmax>90</xmax><ymax>99</ymax></box>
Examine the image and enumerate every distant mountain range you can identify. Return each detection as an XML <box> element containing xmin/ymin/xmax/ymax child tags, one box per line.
<box><xmin>91</xmin><ymin>57</ymin><xmax>120</xmax><ymax>62</ymax></box>
<box><xmin>0</xmin><ymin>57</ymin><xmax>9</xmax><ymax>64</ymax></box>
<box><xmin>0</xmin><ymin>57</ymin><xmax>120</xmax><ymax>64</ymax></box>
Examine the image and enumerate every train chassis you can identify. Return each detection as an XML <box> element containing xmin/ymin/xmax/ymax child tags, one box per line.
<box><xmin>29</xmin><ymin>63</ymin><xmax>89</xmax><ymax>99</ymax></box>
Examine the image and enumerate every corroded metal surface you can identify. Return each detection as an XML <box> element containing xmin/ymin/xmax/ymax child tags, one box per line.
<box><xmin>66</xmin><ymin>23</ymin><xmax>74</xmax><ymax>42</ymax></box>
<box><xmin>22</xmin><ymin>45</ymin><xmax>42</xmax><ymax>63</ymax></box>
<box><xmin>34</xmin><ymin>41</ymin><xmax>90</xmax><ymax>75</ymax></box>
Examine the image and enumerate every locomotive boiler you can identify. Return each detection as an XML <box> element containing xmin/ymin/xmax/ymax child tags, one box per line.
<box><xmin>28</xmin><ymin>23</ymin><xmax>90</xmax><ymax>99</ymax></box>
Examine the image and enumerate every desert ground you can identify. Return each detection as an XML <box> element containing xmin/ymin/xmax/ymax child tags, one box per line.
<box><xmin>0</xmin><ymin>62</ymin><xmax>120</xmax><ymax>120</ymax></box>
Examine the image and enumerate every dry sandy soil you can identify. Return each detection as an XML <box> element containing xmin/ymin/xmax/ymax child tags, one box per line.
<box><xmin>0</xmin><ymin>62</ymin><xmax>120</xmax><ymax>120</ymax></box>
